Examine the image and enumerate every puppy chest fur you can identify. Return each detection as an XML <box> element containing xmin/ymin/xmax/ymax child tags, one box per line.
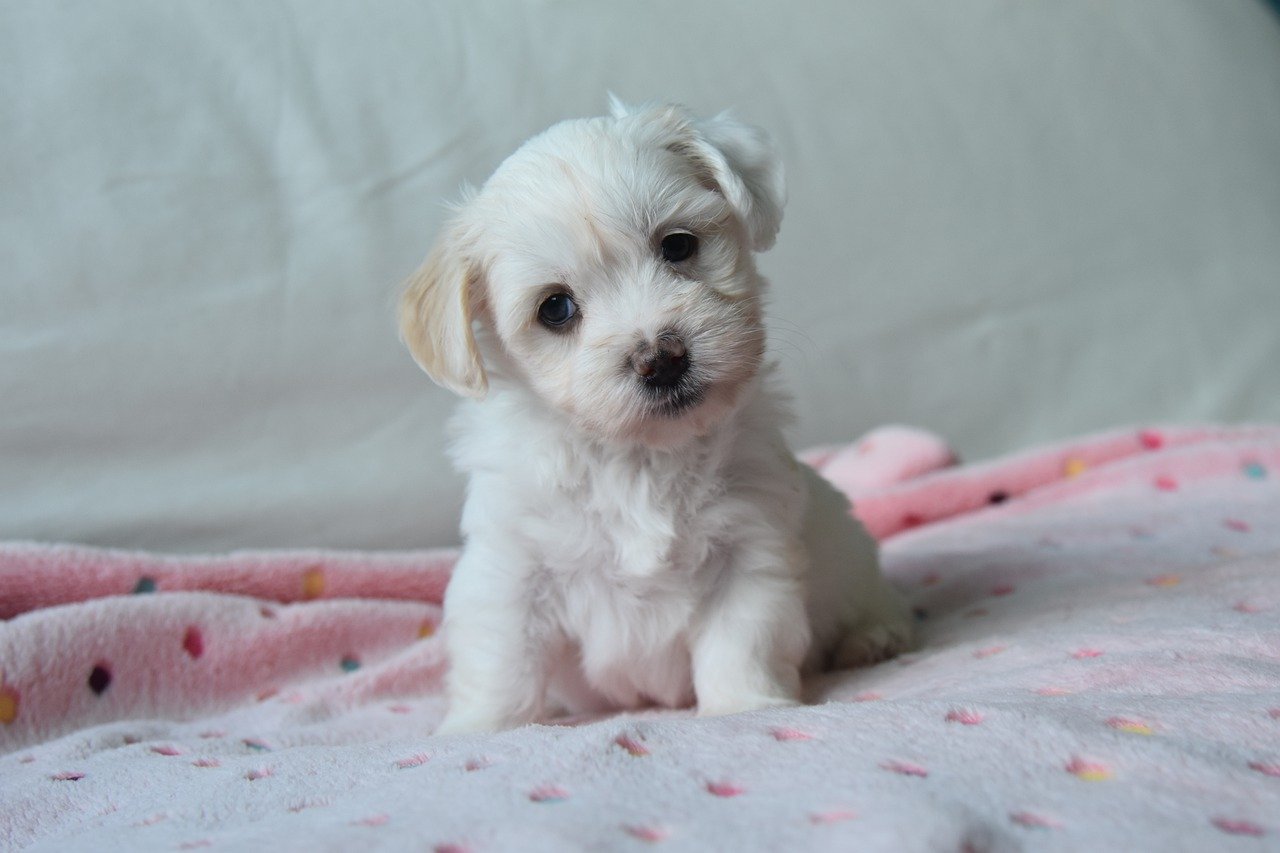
<box><xmin>451</xmin><ymin>385</ymin><xmax>799</xmax><ymax>710</ymax></box>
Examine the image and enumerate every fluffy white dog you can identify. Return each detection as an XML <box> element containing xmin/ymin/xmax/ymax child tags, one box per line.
<box><xmin>399</xmin><ymin>100</ymin><xmax>913</xmax><ymax>734</ymax></box>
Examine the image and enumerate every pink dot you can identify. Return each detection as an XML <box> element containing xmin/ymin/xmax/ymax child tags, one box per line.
<box><xmin>1139</xmin><ymin>430</ymin><xmax>1165</xmax><ymax>450</ymax></box>
<box><xmin>246</xmin><ymin>767</ymin><xmax>273</xmax><ymax>781</ymax></box>
<box><xmin>191</xmin><ymin>758</ymin><xmax>220</xmax><ymax>768</ymax></box>
<box><xmin>771</xmin><ymin>727</ymin><xmax>814</xmax><ymax>741</ymax></box>
<box><xmin>624</xmin><ymin>825</ymin><xmax>670</xmax><ymax>842</ymax></box>
<box><xmin>1269</xmin><ymin>708</ymin><xmax>1280</xmax><ymax>720</ymax></box>
<box><xmin>1154</xmin><ymin>475</ymin><xmax>1178</xmax><ymax>492</ymax></box>
<box><xmin>355</xmin><ymin>814</ymin><xmax>390</xmax><ymax>827</ymax></box>
<box><xmin>973</xmin><ymin>645</ymin><xmax>1006</xmax><ymax>659</ymax></box>
<box><xmin>706</xmin><ymin>781</ymin><xmax>746</xmax><ymax>797</ymax></box>
<box><xmin>150</xmin><ymin>745</ymin><xmax>182</xmax><ymax>756</ymax></box>
<box><xmin>1010</xmin><ymin>811</ymin><xmax>1062</xmax><ymax>830</ymax></box>
<box><xmin>991</xmin><ymin>584</ymin><xmax>1015</xmax><ymax>597</ymax></box>
<box><xmin>52</xmin><ymin>771</ymin><xmax>85</xmax><ymax>781</ymax></box>
<box><xmin>851</xmin><ymin>691</ymin><xmax>882</xmax><ymax>702</ymax></box>
<box><xmin>809</xmin><ymin>810</ymin><xmax>858</xmax><ymax>825</ymax></box>
<box><xmin>395</xmin><ymin>753</ymin><xmax>431</xmax><ymax>769</ymax></box>
<box><xmin>434</xmin><ymin>845</ymin><xmax>471</xmax><ymax>853</ymax></box>
<box><xmin>529</xmin><ymin>785</ymin><xmax>569</xmax><ymax>803</ymax></box>
<box><xmin>182</xmin><ymin>626</ymin><xmax>204</xmax><ymax>659</ymax></box>
<box><xmin>1223</xmin><ymin>519</ymin><xmax>1251</xmax><ymax>533</ymax></box>
<box><xmin>1234</xmin><ymin>601</ymin><xmax>1264</xmax><ymax>614</ymax></box>
<box><xmin>1248</xmin><ymin>761</ymin><xmax>1280</xmax><ymax>778</ymax></box>
<box><xmin>1071</xmin><ymin>648</ymin><xmax>1104</xmax><ymax>659</ymax></box>
<box><xmin>615</xmin><ymin>734</ymin><xmax>650</xmax><ymax>756</ymax></box>
<box><xmin>945</xmin><ymin>709</ymin><xmax>984</xmax><ymax>725</ymax></box>
<box><xmin>464</xmin><ymin>757</ymin><xmax>492</xmax><ymax>772</ymax></box>
<box><xmin>1212</xmin><ymin>817</ymin><xmax>1267</xmax><ymax>837</ymax></box>
<box><xmin>880</xmin><ymin>759</ymin><xmax>928</xmax><ymax>777</ymax></box>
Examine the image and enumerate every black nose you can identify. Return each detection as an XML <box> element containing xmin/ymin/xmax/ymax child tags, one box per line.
<box><xmin>631</xmin><ymin>333</ymin><xmax>689</xmax><ymax>388</ymax></box>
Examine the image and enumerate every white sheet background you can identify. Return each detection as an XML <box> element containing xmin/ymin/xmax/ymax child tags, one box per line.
<box><xmin>3</xmin><ymin>0</ymin><xmax>1279</xmax><ymax>552</ymax></box>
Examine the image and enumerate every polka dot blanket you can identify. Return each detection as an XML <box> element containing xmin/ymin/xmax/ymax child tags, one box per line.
<box><xmin>2</xmin><ymin>424</ymin><xmax>1278</xmax><ymax>851</ymax></box>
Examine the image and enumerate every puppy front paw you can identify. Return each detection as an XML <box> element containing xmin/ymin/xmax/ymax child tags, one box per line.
<box><xmin>435</xmin><ymin>706</ymin><xmax>521</xmax><ymax>735</ymax></box>
<box><xmin>697</xmin><ymin>693</ymin><xmax>800</xmax><ymax>718</ymax></box>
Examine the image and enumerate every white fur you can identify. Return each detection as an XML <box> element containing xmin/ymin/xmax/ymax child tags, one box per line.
<box><xmin>399</xmin><ymin>102</ymin><xmax>913</xmax><ymax>733</ymax></box>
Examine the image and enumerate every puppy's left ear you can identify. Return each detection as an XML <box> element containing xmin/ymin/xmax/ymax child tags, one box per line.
<box><xmin>688</xmin><ymin>112</ymin><xmax>787</xmax><ymax>252</ymax></box>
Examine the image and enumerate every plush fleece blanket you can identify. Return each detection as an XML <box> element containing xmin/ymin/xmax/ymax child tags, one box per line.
<box><xmin>2</xmin><ymin>425</ymin><xmax>1278</xmax><ymax>851</ymax></box>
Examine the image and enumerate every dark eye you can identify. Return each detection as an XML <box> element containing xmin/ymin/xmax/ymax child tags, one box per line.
<box><xmin>660</xmin><ymin>232</ymin><xmax>698</xmax><ymax>263</ymax></box>
<box><xmin>537</xmin><ymin>293</ymin><xmax>577</xmax><ymax>329</ymax></box>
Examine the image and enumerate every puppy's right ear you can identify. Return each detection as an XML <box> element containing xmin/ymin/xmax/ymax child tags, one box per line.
<box><xmin>397</xmin><ymin>223</ymin><xmax>488</xmax><ymax>399</ymax></box>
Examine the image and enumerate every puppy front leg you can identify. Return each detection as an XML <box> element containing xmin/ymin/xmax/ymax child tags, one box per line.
<box><xmin>691</xmin><ymin>535</ymin><xmax>811</xmax><ymax>717</ymax></box>
<box><xmin>436</xmin><ymin>548</ymin><xmax>551</xmax><ymax>734</ymax></box>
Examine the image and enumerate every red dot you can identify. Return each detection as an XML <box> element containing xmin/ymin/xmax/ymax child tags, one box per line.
<box><xmin>1139</xmin><ymin>430</ymin><xmax>1165</xmax><ymax>450</ymax></box>
<box><xmin>183</xmin><ymin>627</ymin><xmax>204</xmax><ymax>659</ymax></box>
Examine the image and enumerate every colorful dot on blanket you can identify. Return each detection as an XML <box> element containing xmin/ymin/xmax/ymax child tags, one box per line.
<box><xmin>1009</xmin><ymin>811</ymin><xmax>1063</xmax><ymax>830</ymax></box>
<box><xmin>1064</xmin><ymin>457</ymin><xmax>1087</xmax><ymax>478</ymax></box>
<box><xmin>1107</xmin><ymin>717</ymin><xmax>1153</xmax><ymax>735</ymax></box>
<box><xmin>624</xmin><ymin>825</ymin><xmax>670</xmax><ymax>842</ymax></box>
<box><xmin>1146</xmin><ymin>574</ymin><xmax>1181</xmax><ymax>587</ymax></box>
<box><xmin>771</xmin><ymin>727</ymin><xmax>815</xmax><ymax>741</ymax></box>
<box><xmin>340</xmin><ymin>656</ymin><xmax>361</xmax><ymax>673</ymax></box>
<box><xmin>132</xmin><ymin>576</ymin><xmax>156</xmax><ymax>594</ymax></box>
<box><xmin>246</xmin><ymin>766</ymin><xmax>274</xmax><ymax>781</ymax></box>
<box><xmin>243</xmin><ymin>737</ymin><xmax>272</xmax><ymax>751</ymax></box>
<box><xmin>1248</xmin><ymin>761</ymin><xmax>1280</xmax><ymax>778</ymax></box>
<box><xmin>1242</xmin><ymin>460</ymin><xmax>1267</xmax><ymax>479</ymax></box>
<box><xmin>191</xmin><ymin>758</ymin><xmax>220</xmax><ymax>768</ymax></box>
<box><xmin>1154</xmin><ymin>475</ymin><xmax>1178</xmax><ymax>491</ymax></box>
<box><xmin>902</xmin><ymin>513</ymin><xmax>924</xmax><ymax>529</ymax></box>
<box><xmin>417</xmin><ymin>621</ymin><xmax>436</xmax><ymax>639</ymax></box>
<box><xmin>988</xmin><ymin>490</ymin><xmax>1009</xmax><ymax>505</ymax></box>
<box><xmin>301</xmin><ymin>567</ymin><xmax>325</xmax><ymax>599</ymax></box>
<box><xmin>991</xmin><ymin>584</ymin><xmax>1015</xmax><ymax>597</ymax></box>
<box><xmin>1071</xmin><ymin>648</ymin><xmax>1104</xmax><ymax>659</ymax></box>
<box><xmin>529</xmin><ymin>785</ymin><xmax>570</xmax><ymax>802</ymax></box>
<box><xmin>1139</xmin><ymin>429</ymin><xmax>1165</xmax><ymax>450</ymax></box>
<box><xmin>1212</xmin><ymin>818</ymin><xmax>1267</xmax><ymax>837</ymax></box>
<box><xmin>706</xmin><ymin>781</ymin><xmax>747</xmax><ymax>797</ymax></box>
<box><xmin>1234</xmin><ymin>600</ymin><xmax>1264</xmax><ymax>614</ymax></box>
<box><xmin>354</xmin><ymin>814</ymin><xmax>390</xmax><ymax>827</ymax></box>
<box><xmin>945</xmin><ymin>709</ymin><xmax>984</xmax><ymax>725</ymax></box>
<box><xmin>151</xmin><ymin>745</ymin><xmax>182</xmax><ymax>756</ymax></box>
<box><xmin>615</xmin><ymin>734</ymin><xmax>650</xmax><ymax>756</ymax></box>
<box><xmin>87</xmin><ymin>664</ymin><xmax>112</xmax><ymax>695</ymax></box>
<box><xmin>973</xmin><ymin>645</ymin><xmax>1006</xmax><ymax>659</ymax></box>
<box><xmin>52</xmin><ymin>771</ymin><xmax>85</xmax><ymax>781</ymax></box>
<box><xmin>1065</xmin><ymin>757</ymin><xmax>1112</xmax><ymax>781</ymax></box>
<box><xmin>809</xmin><ymin>810</ymin><xmax>857</xmax><ymax>825</ymax></box>
<box><xmin>1223</xmin><ymin>518</ymin><xmax>1251</xmax><ymax>533</ymax></box>
<box><xmin>880</xmin><ymin>760</ymin><xmax>928</xmax><ymax>777</ymax></box>
<box><xmin>433</xmin><ymin>845</ymin><xmax>472</xmax><ymax>853</ymax></box>
<box><xmin>182</xmin><ymin>627</ymin><xmax>204</xmax><ymax>659</ymax></box>
<box><xmin>395</xmin><ymin>754</ymin><xmax>431</xmax><ymax>769</ymax></box>
<box><xmin>0</xmin><ymin>684</ymin><xmax>18</xmax><ymax>724</ymax></box>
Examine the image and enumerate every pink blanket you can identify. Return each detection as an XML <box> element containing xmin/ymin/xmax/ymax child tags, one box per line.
<box><xmin>2</xmin><ymin>425</ymin><xmax>1278</xmax><ymax>850</ymax></box>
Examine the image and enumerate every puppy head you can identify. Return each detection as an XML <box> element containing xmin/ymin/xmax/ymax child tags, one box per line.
<box><xmin>399</xmin><ymin>101</ymin><xmax>786</xmax><ymax>447</ymax></box>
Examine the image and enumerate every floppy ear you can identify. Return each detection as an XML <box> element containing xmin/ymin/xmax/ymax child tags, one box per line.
<box><xmin>686</xmin><ymin>111</ymin><xmax>787</xmax><ymax>252</ymax></box>
<box><xmin>397</xmin><ymin>223</ymin><xmax>488</xmax><ymax>398</ymax></box>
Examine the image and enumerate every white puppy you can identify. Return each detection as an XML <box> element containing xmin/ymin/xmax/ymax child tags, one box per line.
<box><xmin>399</xmin><ymin>101</ymin><xmax>913</xmax><ymax>733</ymax></box>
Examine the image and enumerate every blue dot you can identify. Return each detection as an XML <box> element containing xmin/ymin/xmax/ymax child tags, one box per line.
<box><xmin>1243</xmin><ymin>461</ymin><xmax>1267</xmax><ymax>480</ymax></box>
<box><xmin>340</xmin><ymin>656</ymin><xmax>360</xmax><ymax>673</ymax></box>
<box><xmin>133</xmin><ymin>576</ymin><xmax>157</xmax><ymax>594</ymax></box>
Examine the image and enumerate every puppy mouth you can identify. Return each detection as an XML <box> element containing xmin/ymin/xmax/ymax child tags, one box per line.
<box><xmin>640</xmin><ymin>380</ymin><xmax>706</xmax><ymax>419</ymax></box>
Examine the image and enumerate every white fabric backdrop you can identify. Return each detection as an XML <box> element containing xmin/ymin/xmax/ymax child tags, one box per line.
<box><xmin>3</xmin><ymin>0</ymin><xmax>1279</xmax><ymax>551</ymax></box>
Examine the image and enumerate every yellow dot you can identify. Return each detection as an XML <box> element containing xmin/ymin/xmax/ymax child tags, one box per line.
<box><xmin>0</xmin><ymin>688</ymin><xmax>18</xmax><ymax>725</ymax></box>
<box><xmin>1115</xmin><ymin>722</ymin><xmax>1153</xmax><ymax>735</ymax></box>
<box><xmin>1074</xmin><ymin>767</ymin><xmax>1113</xmax><ymax>782</ymax></box>
<box><xmin>301</xmin><ymin>568</ymin><xmax>325</xmax><ymax>599</ymax></box>
<box><xmin>417</xmin><ymin>621</ymin><xmax>436</xmax><ymax>639</ymax></box>
<box><xmin>1064</xmin><ymin>458</ymin><xmax>1087</xmax><ymax>478</ymax></box>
